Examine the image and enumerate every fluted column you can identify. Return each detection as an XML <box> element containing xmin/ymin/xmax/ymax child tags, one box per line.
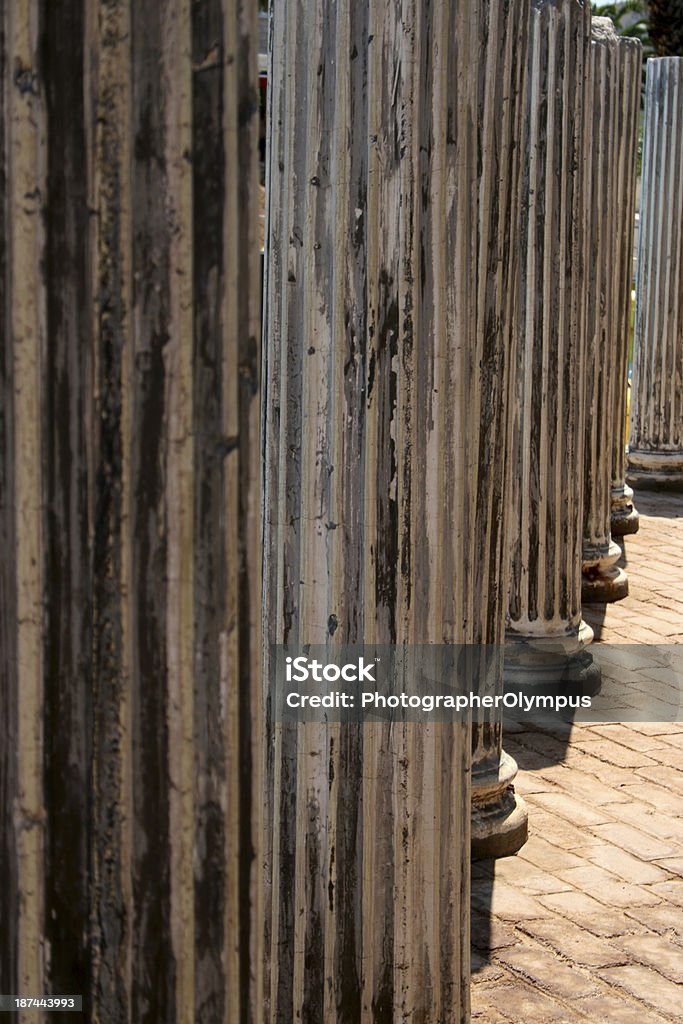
<box><xmin>628</xmin><ymin>58</ymin><xmax>683</xmax><ymax>488</ymax></box>
<box><xmin>581</xmin><ymin>18</ymin><xmax>632</xmax><ymax>603</ymax></box>
<box><xmin>506</xmin><ymin>0</ymin><xmax>599</xmax><ymax>686</ymax></box>
<box><xmin>470</xmin><ymin>3</ymin><xmax>529</xmax><ymax>860</ymax></box>
<box><xmin>0</xmin><ymin>3</ymin><xmax>263</xmax><ymax>1021</ymax></box>
<box><xmin>263</xmin><ymin>0</ymin><xmax>528</xmax><ymax>1017</ymax></box>
<box><xmin>610</xmin><ymin>36</ymin><xmax>642</xmax><ymax>535</ymax></box>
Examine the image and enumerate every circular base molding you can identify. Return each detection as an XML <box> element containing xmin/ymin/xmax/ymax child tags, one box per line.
<box><xmin>582</xmin><ymin>564</ymin><xmax>629</xmax><ymax>604</ymax></box>
<box><xmin>504</xmin><ymin>624</ymin><xmax>599</xmax><ymax>691</ymax></box>
<box><xmin>627</xmin><ymin>449</ymin><xmax>683</xmax><ymax>491</ymax></box>
<box><xmin>611</xmin><ymin>504</ymin><xmax>640</xmax><ymax>536</ymax></box>
<box><xmin>471</xmin><ymin>752</ymin><xmax>528</xmax><ymax>860</ymax></box>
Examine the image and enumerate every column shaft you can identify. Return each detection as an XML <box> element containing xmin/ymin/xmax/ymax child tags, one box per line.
<box><xmin>0</xmin><ymin>2</ymin><xmax>263</xmax><ymax>1021</ymax></box>
<box><xmin>629</xmin><ymin>57</ymin><xmax>683</xmax><ymax>488</ymax></box>
<box><xmin>610</xmin><ymin>36</ymin><xmax>642</xmax><ymax>535</ymax></box>
<box><xmin>581</xmin><ymin>18</ymin><xmax>633</xmax><ymax>603</ymax></box>
<box><xmin>506</xmin><ymin>0</ymin><xmax>599</xmax><ymax>686</ymax></box>
<box><xmin>263</xmin><ymin>0</ymin><xmax>529</xmax><ymax>1015</ymax></box>
<box><xmin>470</xmin><ymin>0</ymin><xmax>529</xmax><ymax>860</ymax></box>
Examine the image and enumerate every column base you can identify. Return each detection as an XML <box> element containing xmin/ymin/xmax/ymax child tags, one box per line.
<box><xmin>611</xmin><ymin>482</ymin><xmax>639</xmax><ymax>536</ymax></box>
<box><xmin>471</xmin><ymin>751</ymin><xmax>528</xmax><ymax>860</ymax></box>
<box><xmin>504</xmin><ymin>624</ymin><xmax>601</xmax><ymax>693</ymax></box>
<box><xmin>582</xmin><ymin>564</ymin><xmax>629</xmax><ymax>603</ymax></box>
<box><xmin>582</xmin><ymin>539</ymin><xmax>628</xmax><ymax>604</ymax></box>
<box><xmin>611</xmin><ymin>503</ymin><xmax>640</xmax><ymax>535</ymax></box>
<box><xmin>627</xmin><ymin>449</ymin><xmax>683</xmax><ymax>491</ymax></box>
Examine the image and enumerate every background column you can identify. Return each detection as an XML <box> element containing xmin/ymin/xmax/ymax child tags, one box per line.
<box><xmin>506</xmin><ymin>0</ymin><xmax>599</xmax><ymax>687</ymax></box>
<box><xmin>581</xmin><ymin>18</ymin><xmax>632</xmax><ymax>603</ymax></box>
<box><xmin>629</xmin><ymin>57</ymin><xmax>683</xmax><ymax>488</ymax></box>
<box><xmin>263</xmin><ymin>0</ymin><xmax>530</xmax><ymax>1015</ymax></box>
<box><xmin>470</xmin><ymin>1</ymin><xmax>529</xmax><ymax>860</ymax></box>
<box><xmin>610</xmin><ymin>34</ymin><xmax>642</xmax><ymax>535</ymax></box>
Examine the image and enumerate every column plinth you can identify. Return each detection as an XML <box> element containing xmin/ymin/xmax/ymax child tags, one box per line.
<box><xmin>472</xmin><ymin>751</ymin><xmax>528</xmax><ymax>860</ymax></box>
<box><xmin>612</xmin><ymin>482</ymin><xmax>640</xmax><ymax>535</ymax></box>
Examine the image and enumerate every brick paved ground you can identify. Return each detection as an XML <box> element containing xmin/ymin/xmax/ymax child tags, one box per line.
<box><xmin>472</xmin><ymin>490</ymin><xmax>683</xmax><ymax>1023</ymax></box>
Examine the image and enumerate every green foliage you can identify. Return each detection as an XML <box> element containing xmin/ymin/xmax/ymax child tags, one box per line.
<box><xmin>647</xmin><ymin>0</ymin><xmax>683</xmax><ymax>55</ymax></box>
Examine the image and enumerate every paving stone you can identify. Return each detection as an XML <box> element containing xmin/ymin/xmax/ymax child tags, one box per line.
<box><xmin>628</xmin><ymin>722</ymin><xmax>683</xmax><ymax>737</ymax></box>
<box><xmin>606</xmin><ymin>800</ymin><xmax>683</xmax><ymax>844</ymax></box>
<box><xmin>493</xmin><ymin>855</ymin><xmax>574</xmax><ymax>896</ymax></box>
<box><xmin>588</xmin><ymin>822</ymin><xmax>679</xmax><ymax>861</ymax></box>
<box><xmin>538</xmin><ymin>888</ymin><xmax>615</xmax><ymax>918</ymax></box>
<box><xmin>515</xmin><ymin>835</ymin><xmax>586</xmax><ymax>873</ymax></box>
<box><xmin>527</xmin><ymin>808</ymin><xmax>606</xmax><ymax>851</ymax></box>
<box><xmin>636</xmin><ymin>764</ymin><xmax>683</xmax><ymax>796</ymax></box>
<box><xmin>614</xmin><ymin>933</ymin><xmax>683</xmax><ymax>984</ymax></box>
<box><xmin>478</xmin><ymin>983</ymin><xmax>584</xmax><ymax>1024</ymax></box>
<box><xmin>624</xmin><ymin>903</ymin><xmax>683</xmax><ymax>938</ymax></box>
<box><xmin>599</xmin><ymin>964</ymin><xmax>683</xmax><ymax>1018</ymax></box>
<box><xmin>573</xmin><ymin>991</ymin><xmax>674</xmax><ymax>1024</ymax></box>
<box><xmin>471</xmin><ymin>1000</ymin><xmax>514</xmax><ymax>1024</ymax></box>
<box><xmin>647</xmin><ymin>879</ymin><xmax>683</xmax><ymax>906</ymax></box>
<box><xmin>572</xmin><ymin>844</ymin><xmax>671</xmax><ymax>885</ymax></box>
<box><xmin>565</xmin><ymin>917</ymin><xmax>634</xmax><ymax>937</ymax></box>
<box><xmin>471</xmin><ymin>952</ymin><xmax>510</xmax><ymax>984</ymax></box>
<box><xmin>471</xmin><ymin>878</ymin><xmax>551</xmax><ymax>921</ymax></box>
<box><xmin>569</xmin><ymin>736</ymin><xmax>658</xmax><ymax>768</ymax></box>
<box><xmin>590</xmin><ymin>723</ymin><xmax>673</xmax><ymax>752</ymax></box>
<box><xmin>556</xmin><ymin>864</ymin><xmax>661</xmax><ymax>908</ymax></box>
<box><xmin>643</xmin><ymin>743</ymin><xmax>683</xmax><ymax>770</ymax></box>
<box><xmin>512</xmin><ymin>771</ymin><xmax>556</xmax><ymax>796</ymax></box>
<box><xmin>616</xmin><ymin>780</ymin><xmax>683</xmax><ymax>817</ymax></box>
<box><xmin>519</xmin><ymin>917</ymin><xmax>626</xmax><ymax>967</ymax></box>
<box><xmin>495</xmin><ymin>940</ymin><xmax>598</xmax><ymax>999</ymax></box>
<box><xmin>528</xmin><ymin>791</ymin><xmax>615</xmax><ymax>827</ymax></box>
<box><xmin>558</xmin><ymin>749</ymin><xmax>639</xmax><ymax>788</ymax></box>
<box><xmin>471</xmin><ymin>909</ymin><xmax>517</xmax><ymax>951</ymax></box>
<box><xmin>545</xmin><ymin>765</ymin><xmax>633</xmax><ymax>806</ymax></box>
<box><xmin>653</xmin><ymin>855</ymin><xmax>683</xmax><ymax>874</ymax></box>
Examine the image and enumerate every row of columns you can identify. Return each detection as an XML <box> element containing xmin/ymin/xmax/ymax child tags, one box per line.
<box><xmin>263</xmin><ymin>4</ymin><xmax>645</xmax><ymax>1018</ymax></box>
<box><xmin>7</xmin><ymin>0</ymin><xmax>683</xmax><ymax>1021</ymax></box>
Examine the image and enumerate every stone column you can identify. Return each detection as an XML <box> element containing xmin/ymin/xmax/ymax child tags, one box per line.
<box><xmin>470</xmin><ymin>3</ymin><xmax>529</xmax><ymax>860</ymax></box>
<box><xmin>610</xmin><ymin>36</ymin><xmax>642</xmax><ymax>536</ymax></box>
<box><xmin>263</xmin><ymin>0</ymin><xmax>527</xmax><ymax>1017</ymax></box>
<box><xmin>506</xmin><ymin>0</ymin><xmax>599</xmax><ymax>685</ymax></box>
<box><xmin>581</xmin><ymin>18</ymin><xmax>632</xmax><ymax>603</ymax></box>
<box><xmin>0</xmin><ymin>2</ymin><xmax>263</xmax><ymax>1020</ymax></box>
<box><xmin>628</xmin><ymin>58</ymin><xmax>683</xmax><ymax>488</ymax></box>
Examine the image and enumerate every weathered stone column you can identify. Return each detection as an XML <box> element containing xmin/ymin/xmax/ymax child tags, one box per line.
<box><xmin>0</xmin><ymin>3</ymin><xmax>263</xmax><ymax>1021</ymax></box>
<box><xmin>470</xmin><ymin>4</ymin><xmax>529</xmax><ymax>860</ymax></box>
<box><xmin>610</xmin><ymin>35</ymin><xmax>642</xmax><ymax>536</ymax></box>
<box><xmin>581</xmin><ymin>18</ymin><xmax>632</xmax><ymax>603</ymax></box>
<box><xmin>506</xmin><ymin>0</ymin><xmax>599</xmax><ymax>685</ymax></box>
<box><xmin>263</xmin><ymin>0</ymin><xmax>527</xmax><ymax>1016</ymax></box>
<box><xmin>628</xmin><ymin>57</ymin><xmax>683</xmax><ymax>488</ymax></box>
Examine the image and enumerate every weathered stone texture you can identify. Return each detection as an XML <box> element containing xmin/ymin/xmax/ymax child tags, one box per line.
<box><xmin>581</xmin><ymin>18</ymin><xmax>635</xmax><ymax>603</ymax></box>
<box><xmin>506</xmin><ymin>0</ymin><xmax>596</xmax><ymax>682</ymax></box>
<box><xmin>469</xmin><ymin>0</ymin><xmax>529</xmax><ymax>860</ymax></box>
<box><xmin>263</xmin><ymin>0</ymin><xmax>530</xmax><ymax>1016</ymax></box>
<box><xmin>0</xmin><ymin>2</ymin><xmax>262</xmax><ymax>1022</ymax></box>
<box><xmin>610</xmin><ymin>37</ymin><xmax>642</xmax><ymax>535</ymax></box>
<box><xmin>629</xmin><ymin>57</ymin><xmax>683</xmax><ymax>489</ymax></box>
